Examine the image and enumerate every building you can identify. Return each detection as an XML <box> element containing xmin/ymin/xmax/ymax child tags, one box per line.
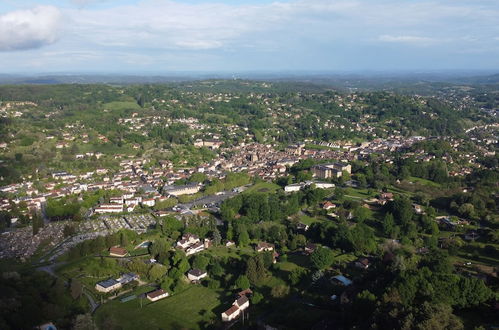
<box><xmin>95</xmin><ymin>279</ymin><xmax>122</xmax><ymax>293</ymax></box>
<box><xmin>187</xmin><ymin>269</ymin><xmax>208</xmax><ymax>282</ymax></box>
<box><xmin>221</xmin><ymin>305</ymin><xmax>241</xmax><ymax>322</ymax></box>
<box><xmin>256</xmin><ymin>242</ymin><xmax>275</xmax><ymax>252</ymax></box>
<box><xmin>109</xmin><ymin>246</ymin><xmax>128</xmax><ymax>257</ymax></box>
<box><xmin>141</xmin><ymin>198</ymin><xmax>156</xmax><ymax>207</ymax></box>
<box><xmin>304</xmin><ymin>243</ymin><xmax>316</xmax><ymax>255</ymax></box>
<box><xmin>163</xmin><ymin>184</ymin><xmax>201</xmax><ymax>196</ymax></box>
<box><xmin>94</xmin><ymin>204</ymin><xmax>123</xmax><ymax>214</ymax></box>
<box><xmin>221</xmin><ymin>294</ymin><xmax>251</xmax><ymax>322</ymax></box>
<box><xmin>146</xmin><ymin>289</ymin><xmax>169</xmax><ymax>302</ymax></box>
<box><xmin>354</xmin><ymin>258</ymin><xmax>370</xmax><ymax>270</ymax></box>
<box><xmin>311</xmin><ymin>163</ymin><xmax>351</xmax><ymax>179</ymax></box>
<box><xmin>117</xmin><ymin>273</ymin><xmax>139</xmax><ymax>284</ymax></box>
<box><xmin>234</xmin><ymin>295</ymin><xmax>250</xmax><ymax>311</ymax></box>
<box><xmin>186</xmin><ymin>241</ymin><xmax>205</xmax><ymax>256</ymax></box>
<box><xmin>284</xmin><ymin>183</ymin><xmax>303</xmax><ymax>192</ymax></box>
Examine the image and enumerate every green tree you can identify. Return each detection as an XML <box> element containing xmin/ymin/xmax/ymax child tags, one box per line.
<box><xmin>235</xmin><ymin>275</ymin><xmax>250</xmax><ymax>290</ymax></box>
<box><xmin>148</xmin><ymin>264</ymin><xmax>167</xmax><ymax>282</ymax></box>
<box><xmin>237</xmin><ymin>226</ymin><xmax>250</xmax><ymax>247</ymax></box>
<box><xmin>383</xmin><ymin>213</ymin><xmax>396</xmax><ymax>238</ymax></box>
<box><xmin>192</xmin><ymin>255</ymin><xmax>210</xmax><ymax>270</ymax></box>
<box><xmin>310</xmin><ymin>247</ymin><xmax>334</xmax><ymax>270</ymax></box>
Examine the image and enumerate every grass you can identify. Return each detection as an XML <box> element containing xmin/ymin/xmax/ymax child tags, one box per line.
<box><xmin>94</xmin><ymin>285</ymin><xmax>221</xmax><ymax>329</ymax></box>
<box><xmin>407</xmin><ymin>176</ymin><xmax>442</xmax><ymax>188</ymax></box>
<box><xmin>243</xmin><ymin>182</ymin><xmax>281</xmax><ymax>194</ymax></box>
<box><xmin>103</xmin><ymin>101</ymin><xmax>141</xmax><ymax>111</ymax></box>
<box><xmin>299</xmin><ymin>215</ymin><xmax>324</xmax><ymax>226</ymax></box>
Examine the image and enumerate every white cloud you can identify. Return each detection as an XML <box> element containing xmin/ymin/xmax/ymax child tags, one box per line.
<box><xmin>378</xmin><ymin>35</ymin><xmax>436</xmax><ymax>45</ymax></box>
<box><xmin>0</xmin><ymin>6</ymin><xmax>62</xmax><ymax>51</ymax></box>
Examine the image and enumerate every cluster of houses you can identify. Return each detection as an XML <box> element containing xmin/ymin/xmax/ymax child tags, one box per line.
<box><xmin>94</xmin><ymin>193</ymin><xmax>167</xmax><ymax>214</ymax></box>
<box><xmin>176</xmin><ymin>233</ymin><xmax>211</xmax><ymax>256</ymax></box>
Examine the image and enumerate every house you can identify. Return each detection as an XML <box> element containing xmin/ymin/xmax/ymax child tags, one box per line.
<box><xmin>221</xmin><ymin>305</ymin><xmax>241</xmax><ymax>322</ymax></box>
<box><xmin>413</xmin><ymin>204</ymin><xmax>424</xmax><ymax>214</ymax></box>
<box><xmin>95</xmin><ymin>279</ymin><xmax>122</xmax><ymax>293</ymax></box>
<box><xmin>117</xmin><ymin>273</ymin><xmax>139</xmax><ymax>284</ymax></box>
<box><xmin>354</xmin><ymin>258</ymin><xmax>370</xmax><ymax>270</ymax></box>
<box><xmin>322</xmin><ymin>201</ymin><xmax>336</xmax><ymax>210</ymax></box>
<box><xmin>304</xmin><ymin>243</ymin><xmax>316</xmax><ymax>254</ymax></box>
<box><xmin>109</xmin><ymin>246</ymin><xmax>128</xmax><ymax>257</ymax></box>
<box><xmin>234</xmin><ymin>295</ymin><xmax>250</xmax><ymax>311</ymax></box>
<box><xmin>226</xmin><ymin>240</ymin><xmax>236</xmax><ymax>247</ymax></box>
<box><xmin>380</xmin><ymin>192</ymin><xmax>394</xmax><ymax>201</ymax></box>
<box><xmin>284</xmin><ymin>183</ymin><xmax>303</xmax><ymax>192</ymax></box>
<box><xmin>186</xmin><ymin>241</ymin><xmax>205</xmax><ymax>256</ymax></box>
<box><xmin>187</xmin><ymin>269</ymin><xmax>208</xmax><ymax>282</ymax></box>
<box><xmin>221</xmin><ymin>292</ymin><xmax>251</xmax><ymax>322</ymax></box>
<box><xmin>146</xmin><ymin>289</ymin><xmax>169</xmax><ymax>302</ymax></box>
<box><xmin>256</xmin><ymin>242</ymin><xmax>275</xmax><ymax>252</ymax></box>
<box><xmin>176</xmin><ymin>233</ymin><xmax>200</xmax><ymax>249</ymax></box>
<box><xmin>141</xmin><ymin>198</ymin><xmax>155</xmax><ymax>207</ymax></box>
<box><xmin>296</xmin><ymin>222</ymin><xmax>309</xmax><ymax>231</ymax></box>
<box><xmin>237</xmin><ymin>288</ymin><xmax>253</xmax><ymax>298</ymax></box>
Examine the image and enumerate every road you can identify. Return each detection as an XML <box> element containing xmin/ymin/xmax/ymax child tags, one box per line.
<box><xmin>178</xmin><ymin>190</ymin><xmax>238</xmax><ymax>209</ymax></box>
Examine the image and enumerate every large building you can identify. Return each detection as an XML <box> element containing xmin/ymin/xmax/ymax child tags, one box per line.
<box><xmin>163</xmin><ymin>184</ymin><xmax>201</xmax><ymax>197</ymax></box>
<box><xmin>95</xmin><ymin>279</ymin><xmax>122</xmax><ymax>293</ymax></box>
<box><xmin>311</xmin><ymin>163</ymin><xmax>351</xmax><ymax>179</ymax></box>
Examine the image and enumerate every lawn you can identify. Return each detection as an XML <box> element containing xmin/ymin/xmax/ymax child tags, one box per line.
<box><xmin>407</xmin><ymin>176</ymin><xmax>442</xmax><ymax>188</ymax></box>
<box><xmin>243</xmin><ymin>182</ymin><xmax>281</xmax><ymax>194</ymax></box>
<box><xmin>94</xmin><ymin>285</ymin><xmax>221</xmax><ymax>329</ymax></box>
<box><xmin>299</xmin><ymin>215</ymin><xmax>324</xmax><ymax>226</ymax></box>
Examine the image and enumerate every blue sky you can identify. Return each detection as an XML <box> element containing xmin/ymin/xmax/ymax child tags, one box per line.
<box><xmin>0</xmin><ymin>0</ymin><xmax>498</xmax><ymax>73</ymax></box>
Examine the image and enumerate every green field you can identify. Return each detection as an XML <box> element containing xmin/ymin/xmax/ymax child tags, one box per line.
<box><xmin>407</xmin><ymin>176</ymin><xmax>442</xmax><ymax>188</ymax></box>
<box><xmin>243</xmin><ymin>182</ymin><xmax>281</xmax><ymax>194</ymax></box>
<box><xmin>103</xmin><ymin>101</ymin><xmax>141</xmax><ymax>111</ymax></box>
<box><xmin>94</xmin><ymin>285</ymin><xmax>221</xmax><ymax>329</ymax></box>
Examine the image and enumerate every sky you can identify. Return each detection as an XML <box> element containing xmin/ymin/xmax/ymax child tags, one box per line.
<box><xmin>0</xmin><ymin>0</ymin><xmax>498</xmax><ymax>74</ymax></box>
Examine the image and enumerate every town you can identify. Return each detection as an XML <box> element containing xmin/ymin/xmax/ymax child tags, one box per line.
<box><xmin>0</xmin><ymin>80</ymin><xmax>497</xmax><ymax>330</ymax></box>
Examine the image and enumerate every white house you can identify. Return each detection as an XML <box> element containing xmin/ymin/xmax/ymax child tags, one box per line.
<box><xmin>221</xmin><ymin>305</ymin><xmax>241</xmax><ymax>322</ymax></box>
<box><xmin>146</xmin><ymin>289</ymin><xmax>169</xmax><ymax>302</ymax></box>
<box><xmin>187</xmin><ymin>269</ymin><xmax>208</xmax><ymax>282</ymax></box>
<box><xmin>95</xmin><ymin>279</ymin><xmax>122</xmax><ymax>293</ymax></box>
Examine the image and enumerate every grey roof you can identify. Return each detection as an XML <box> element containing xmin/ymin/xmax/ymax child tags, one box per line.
<box><xmin>97</xmin><ymin>278</ymin><xmax>120</xmax><ymax>288</ymax></box>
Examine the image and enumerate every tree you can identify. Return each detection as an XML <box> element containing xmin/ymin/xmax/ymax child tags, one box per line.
<box><xmin>192</xmin><ymin>255</ymin><xmax>210</xmax><ymax>270</ymax></box>
<box><xmin>354</xmin><ymin>206</ymin><xmax>370</xmax><ymax>222</ymax></box>
<box><xmin>73</xmin><ymin>313</ymin><xmax>97</xmax><ymax>330</ymax></box>
<box><xmin>251</xmin><ymin>291</ymin><xmax>264</xmax><ymax>304</ymax></box>
<box><xmin>383</xmin><ymin>213</ymin><xmax>396</xmax><ymax>238</ymax></box>
<box><xmin>235</xmin><ymin>275</ymin><xmax>250</xmax><ymax>290</ymax></box>
<box><xmin>310</xmin><ymin>247</ymin><xmax>334</xmax><ymax>270</ymax></box>
<box><xmin>32</xmin><ymin>213</ymin><xmax>44</xmax><ymax>236</ymax></box>
<box><xmin>271</xmin><ymin>285</ymin><xmax>290</xmax><ymax>298</ymax></box>
<box><xmin>212</xmin><ymin>227</ymin><xmax>221</xmax><ymax>246</ymax></box>
<box><xmin>148</xmin><ymin>264</ymin><xmax>167</xmax><ymax>282</ymax></box>
<box><xmin>70</xmin><ymin>279</ymin><xmax>83</xmax><ymax>300</ymax></box>
<box><xmin>237</xmin><ymin>226</ymin><xmax>250</xmax><ymax>247</ymax></box>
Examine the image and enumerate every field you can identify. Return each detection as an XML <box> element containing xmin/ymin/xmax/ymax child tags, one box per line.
<box><xmin>243</xmin><ymin>182</ymin><xmax>281</xmax><ymax>194</ymax></box>
<box><xmin>94</xmin><ymin>285</ymin><xmax>222</xmax><ymax>329</ymax></box>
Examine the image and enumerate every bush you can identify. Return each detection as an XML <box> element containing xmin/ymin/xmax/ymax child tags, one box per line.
<box><xmin>271</xmin><ymin>285</ymin><xmax>290</xmax><ymax>298</ymax></box>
